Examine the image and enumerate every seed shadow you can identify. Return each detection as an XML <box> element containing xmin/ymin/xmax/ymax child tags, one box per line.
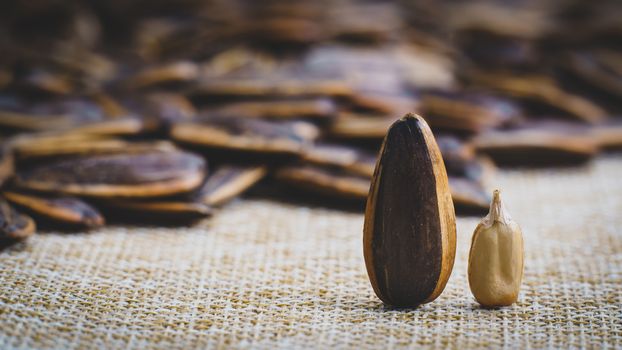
<box><xmin>453</xmin><ymin>204</ymin><xmax>489</xmax><ymax>217</ymax></box>
<box><xmin>29</xmin><ymin>218</ymin><xmax>100</xmax><ymax>234</ymax></box>
<box><xmin>246</xmin><ymin>182</ymin><xmax>489</xmax><ymax>217</ymax></box>
<box><xmin>374</xmin><ymin>304</ymin><xmax>422</xmax><ymax>312</ymax></box>
<box><xmin>246</xmin><ymin>182</ymin><xmax>365</xmax><ymax>214</ymax></box>
<box><xmin>0</xmin><ymin>238</ymin><xmax>29</xmax><ymax>253</ymax></box>
<box><xmin>101</xmin><ymin>217</ymin><xmax>206</xmax><ymax>229</ymax></box>
<box><xmin>490</xmin><ymin>158</ymin><xmax>594</xmax><ymax>169</ymax></box>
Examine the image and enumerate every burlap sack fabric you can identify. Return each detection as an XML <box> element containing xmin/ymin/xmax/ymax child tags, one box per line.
<box><xmin>1</xmin><ymin>156</ymin><xmax>620</xmax><ymax>349</ymax></box>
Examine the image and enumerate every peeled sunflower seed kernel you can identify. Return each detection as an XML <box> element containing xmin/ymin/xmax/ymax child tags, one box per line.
<box><xmin>468</xmin><ymin>190</ymin><xmax>524</xmax><ymax>307</ymax></box>
<box><xmin>363</xmin><ymin>114</ymin><xmax>457</xmax><ymax>308</ymax></box>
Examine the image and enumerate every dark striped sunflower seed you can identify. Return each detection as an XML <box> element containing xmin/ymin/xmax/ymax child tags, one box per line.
<box><xmin>364</xmin><ymin>114</ymin><xmax>456</xmax><ymax>308</ymax></box>
<box><xmin>328</xmin><ymin>112</ymin><xmax>397</xmax><ymax>140</ymax></box>
<box><xmin>0</xmin><ymin>197</ymin><xmax>35</xmax><ymax>241</ymax></box>
<box><xmin>15</xmin><ymin>150</ymin><xmax>206</xmax><ymax>198</ymax></box>
<box><xmin>420</xmin><ymin>91</ymin><xmax>522</xmax><ymax>133</ymax></box>
<box><xmin>12</xmin><ymin>134</ymin><xmax>176</xmax><ymax>161</ymax></box>
<box><xmin>195</xmin><ymin>165</ymin><xmax>267</xmax><ymax>206</ymax></box>
<box><xmin>448</xmin><ymin>177</ymin><xmax>491</xmax><ymax>214</ymax></box>
<box><xmin>171</xmin><ymin>116</ymin><xmax>316</xmax><ymax>156</ymax></box>
<box><xmin>3</xmin><ymin>191</ymin><xmax>104</xmax><ymax>228</ymax></box>
<box><xmin>124</xmin><ymin>61</ymin><xmax>199</xmax><ymax>89</ymax></box>
<box><xmin>301</xmin><ymin>143</ymin><xmax>376</xmax><ymax>178</ymax></box>
<box><xmin>209</xmin><ymin>98</ymin><xmax>337</xmax><ymax>120</ymax></box>
<box><xmin>473</xmin><ymin>124</ymin><xmax>598</xmax><ymax>166</ymax></box>
<box><xmin>0</xmin><ymin>142</ymin><xmax>13</xmax><ymax>187</ymax></box>
<box><xmin>274</xmin><ymin>165</ymin><xmax>371</xmax><ymax>200</ymax></box>
<box><xmin>189</xmin><ymin>78</ymin><xmax>353</xmax><ymax>100</ymax></box>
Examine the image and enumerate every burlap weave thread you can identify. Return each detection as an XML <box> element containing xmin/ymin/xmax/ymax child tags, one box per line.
<box><xmin>1</xmin><ymin>156</ymin><xmax>621</xmax><ymax>349</ymax></box>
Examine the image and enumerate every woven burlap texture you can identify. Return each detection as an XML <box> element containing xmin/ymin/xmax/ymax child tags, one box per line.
<box><xmin>1</xmin><ymin>156</ymin><xmax>620</xmax><ymax>349</ymax></box>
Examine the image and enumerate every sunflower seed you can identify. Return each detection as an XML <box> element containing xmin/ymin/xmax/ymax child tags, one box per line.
<box><xmin>20</xmin><ymin>69</ymin><xmax>74</xmax><ymax>95</ymax></box>
<box><xmin>171</xmin><ymin>116</ymin><xmax>314</xmax><ymax>156</ymax></box>
<box><xmin>141</xmin><ymin>93</ymin><xmax>197</xmax><ymax>125</ymax></box>
<box><xmin>328</xmin><ymin>112</ymin><xmax>397</xmax><ymax>139</ymax></box>
<box><xmin>363</xmin><ymin>114</ymin><xmax>456</xmax><ymax>307</ymax></box>
<box><xmin>467</xmin><ymin>72</ymin><xmax>607</xmax><ymax>124</ymax></box>
<box><xmin>195</xmin><ymin>165</ymin><xmax>267</xmax><ymax>206</ymax></box>
<box><xmin>59</xmin><ymin>117</ymin><xmax>146</xmax><ymax>136</ymax></box>
<box><xmin>189</xmin><ymin>78</ymin><xmax>353</xmax><ymax>100</ymax></box>
<box><xmin>420</xmin><ymin>92</ymin><xmax>522</xmax><ymax>133</ymax></box>
<box><xmin>436</xmin><ymin>136</ymin><xmax>475</xmax><ymax>175</ymax></box>
<box><xmin>274</xmin><ymin>165</ymin><xmax>370</xmax><ymax>200</ymax></box>
<box><xmin>3</xmin><ymin>191</ymin><xmax>104</xmax><ymax>228</ymax></box>
<box><xmin>0</xmin><ymin>97</ymin><xmax>108</xmax><ymax>131</ymax></box>
<box><xmin>591</xmin><ymin>120</ymin><xmax>622</xmax><ymax>150</ymax></box>
<box><xmin>473</xmin><ymin>123</ymin><xmax>598</xmax><ymax>165</ymax></box>
<box><xmin>347</xmin><ymin>92</ymin><xmax>418</xmax><ymax>115</ymax></box>
<box><xmin>242</xmin><ymin>18</ymin><xmax>324</xmax><ymax>46</ymax></box>
<box><xmin>0</xmin><ymin>109</ymin><xmax>81</xmax><ymax>132</ymax></box>
<box><xmin>210</xmin><ymin>98</ymin><xmax>337</xmax><ymax>120</ymax></box>
<box><xmin>564</xmin><ymin>52</ymin><xmax>622</xmax><ymax>99</ymax></box>
<box><xmin>0</xmin><ymin>142</ymin><xmax>13</xmax><ymax>187</ymax></box>
<box><xmin>448</xmin><ymin>177</ymin><xmax>491</xmax><ymax>213</ymax></box>
<box><xmin>12</xmin><ymin>135</ymin><xmax>176</xmax><ymax>161</ymax></box>
<box><xmin>15</xmin><ymin>150</ymin><xmax>206</xmax><ymax>198</ymax></box>
<box><xmin>124</xmin><ymin>61</ymin><xmax>199</xmax><ymax>89</ymax></box>
<box><xmin>301</xmin><ymin>143</ymin><xmax>376</xmax><ymax>177</ymax></box>
<box><xmin>0</xmin><ymin>198</ymin><xmax>35</xmax><ymax>241</ymax></box>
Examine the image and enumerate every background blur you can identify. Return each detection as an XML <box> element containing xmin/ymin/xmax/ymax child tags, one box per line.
<box><xmin>0</xmin><ymin>2</ymin><xmax>621</xmax><ymax>349</ymax></box>
<box><xmin>1</xmin><ymin>0</ymin><xmax>621</xmax><ymax>219</ymax></box>
<box><xmin>1</xmin><ymin>0</ymin><xmax>620</xmax><ymax>118</ymax></box>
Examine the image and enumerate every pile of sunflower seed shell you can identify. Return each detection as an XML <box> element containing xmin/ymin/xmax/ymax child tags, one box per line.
<box><xmin>0</xmin><ymin>0</ymin><xmax>621</xmax><ymax>240</ymax></box>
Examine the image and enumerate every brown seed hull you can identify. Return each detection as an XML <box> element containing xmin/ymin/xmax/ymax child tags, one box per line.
<box><xmin>449</xmin><ymin>177</ymin><xmax>491</xmax><ymax>213</ymax></box>
<box><xmin>19</xmin><ymin>173</ymin><xmax>205</xmax><ymax>198</ymax></box>
<box><xmin>16</xmin><ymin>151</ymin><xmax>206</xmax><ymax>198</ymax></box>
<box><xmin>198</xmin><ymin>166</ymin><xmax>267</xmax><ymax>206</ymax></box>
<box><xmin>0</xmin><ymin>146</ymin><xmax>13</xmax><ymax>187</ymax></box>
<box><xmin>190</xmin><ymin>80</ymin><xmax>353</xmax><ymax>99</ymax></box>
<box><xmin>14</xmin><ymin>138</ymin><xmax>176</xmax><ymax>160</ymax></box>
<box><xmin>0</xmin><ymin>111</ymin><xmax>75</xmax><ymax>131</ymax></box>
<box><xmin>275</xmin><ymin>166</ymin><xmax>370</xmax><ymax>200</ymax></box>
<box><xmin>0</xmin><ymin>198</ymin><xmax>36</xmax><ymax>240</ymax></box>
<box><xmin>364</xmin><ymin>114</ymin><xmax>456</xmax><ymax>307</ymax></box>
<box><xmin>329</xmin><ymin>114</ymin><xmax>396</xmax><ymax>139</ymax></box>
<box><xmin>213</xmin><ymin>98</ymin><xmax>337</xmax><ymax>120</ymax></box>
<box><xmin>3</xmin><ymin>191</ymin><xmax>104</xmax><ymax>227</ymax></box>
<box><xmin>473</xmin><ymin>130</ymin><xmax>598</xmax><ymax>165</ymax></box>
<box><xmin>171</xmin><ymin>123</ymin><xmax>303</xmax><ymax>155</ymax></box>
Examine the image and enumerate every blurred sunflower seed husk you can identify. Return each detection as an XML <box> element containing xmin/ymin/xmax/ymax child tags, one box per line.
<box><xmin>0</xmin><ymin>0</ymin><xmax>620</xmax><ymax>235</ymax></box>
